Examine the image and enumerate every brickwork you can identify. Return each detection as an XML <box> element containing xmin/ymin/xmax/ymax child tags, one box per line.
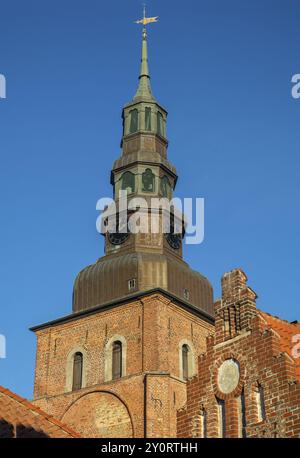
<box><xmin>62</xmin><ymin>391</ymin><xmax>133</xmax><ymax>438</ymax></box>
<box><xmin>32</xmin><ymin>292</ymin><xmax>213</xmax><ymax>438</ymax></box>
<box><xmin>177</xmin><ymin>269</ymin><xmax>300</xmax><ymax>438</ymax></box>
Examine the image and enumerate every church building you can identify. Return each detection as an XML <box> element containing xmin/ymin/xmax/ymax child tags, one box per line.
<box><xmin>29</xmin><ymin>24</ymin><xmax>215</xmax><ymax>438</ymax></box>
<box><xmin>1</xmin><ymin>18</ymin><xmax>299</xmax><ymax>439</ymax></box>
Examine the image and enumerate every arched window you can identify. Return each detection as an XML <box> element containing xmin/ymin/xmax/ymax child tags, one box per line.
<box><xmin>72</xmin><ymin>352</ymin><xmax>83</xmax><ymax>391</ymax></box>
<box><xmin>129</xmin><ymin>109</ymin><xmax>138</xmax><ymax>133</ymax></box>
<box><xmin>121</xmin><ymin>171</ymin><xmax>135</xmax><ymax>194</ymax></box>
<box><xmin>142</xmin><ymin>168</ymin><xmax>155</xmax><ymax>192</ymax></box>
<box><xmin>182</xmin><ymin>344</ymin><xmax>189</xmax><ymax>381</ymax></box>
<box><xmin>157</xmin><ymin>112</ymin><xmax>164</xmax><ymax>136</ymax></box>
<box><xmin>160</xmin><ymin>175</ymin><xmax>171</xmax><ymax>199</ymax></box>
<box><xmin>179</xmin><ymin>340</ymin><xmax>195</xmax><ymax>381</ymax></box>
<box><xmin>112</xmin><ymin>341</ymin><xmax>122</xmax><ymax>380</ymax></box>
<box><xmin>104</xmin><ymin>335</ymin><xmax>127</xmax><ymax>382</ymax></box>
<box><xmin>145</xmin><ymin>107</ymin><xmax>152</xmax><ymax>131</ymax></box>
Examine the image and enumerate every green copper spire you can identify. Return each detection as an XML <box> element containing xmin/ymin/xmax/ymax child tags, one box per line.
<box><xmin>140</xmin><ymin>28</ymin><xmax>150</xmax><ymax>79</ymax></box>
<box><xmin>134</xmin><ymin>27</ymin><xmax>154</xmax><ymax>101</ymax></box>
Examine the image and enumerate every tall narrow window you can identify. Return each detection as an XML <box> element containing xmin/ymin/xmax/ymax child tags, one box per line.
<box><xmin>121</xmin><ymin>171</ymin><xmax>135</xmax><ymax>194</ymax></box>
<box><xmin>157</xmin><ymin>112</ymin><xmax>164</xmax><ymax>136</ymax></box>
<box><xmin>145</xmin><ymin>107</ymin><xmax>152</xmax><ymax>131</ymax></box>
<box><xmin>182</xmin><ymin>344</ymin><xmax>189</xmax><ymax>381</ymax></box>
<box><xmin>256</xmin><ymin>384</ymin><xmax>266</xmax><ymax>422</ymax></box>
<box><xmin>72</xmin><ymin>352</ymin><xmax>83</xmax><ymax>391</ymax></box>
<box><xmin>142</xmin><ymin>168</ymin><xmax>155</xmax><ymax>192</ymax></box>
<box><xmin>238</xmin><ymin>390</ymin><xmax>247</xmax><ymax>438</ymax></box>
<box><xmin>217</xmin><ymin>398</ymin><xmax>226</xmax><ymax>438</ymax></box>
<box><xmin>129</xmin><ymin>109</ymin><xmax>138</xmax><ymax>133</ymax></box>
<box><xmin>112</xmin><ymin>341</ymin><xmax>122</xmax><ymax>380</ymax></box>
<box><xmin>161</xmin><ymin>175</ymin><xmax>171</xmax><ymax>199</ymax></box>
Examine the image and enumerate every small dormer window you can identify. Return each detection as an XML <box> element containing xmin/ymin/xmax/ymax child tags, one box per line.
<box><xmin>157</xmin><ymin>112</ymin><xmax>164</xmax><ymax>136</ymax></box>
<box><xmin>129</xmin><ymin>109</ymin><xmax>138</xmax><ymax>133</ymax></box>
<box><xmin>128</xmin><ymin>278</ymin><xmax>137</xmax><ymax>291</ymax></box>
<box><xmin>183</xmin><ymin>289</ymin><xmax>190</xmax><ymax>301</ymax></box>
<box><xmin>145</xmin><ymin>107</ymin><xmax>152</xmax><ymax>131</ymax></box>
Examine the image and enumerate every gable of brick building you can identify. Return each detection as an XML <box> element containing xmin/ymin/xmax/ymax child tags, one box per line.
<box><xmin>177</xmin><ymin>269</ymin><xmax>300</xmax><ymax>438</ymax></box>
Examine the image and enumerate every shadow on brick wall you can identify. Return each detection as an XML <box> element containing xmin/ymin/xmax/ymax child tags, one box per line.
<box><xmin>0</xmin><ymin>419</ymin><xmax>49</xmax><ymax>438</ymax></box>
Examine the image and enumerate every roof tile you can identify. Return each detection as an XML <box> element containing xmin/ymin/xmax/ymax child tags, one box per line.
<box><xmin>259</xmin><ymin>311</ymin><xmax>300</xmax><ymax>379</ymax></box>
<box><xmin>0</xmin><ymin>385</ymin><xmax>80</xmax><ymax>438</ymax></box>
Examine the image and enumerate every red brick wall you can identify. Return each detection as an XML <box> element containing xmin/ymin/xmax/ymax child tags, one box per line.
<box><xmin>33</xmin><ymin>293</ymin><xmax>213</xmax><ymax>438</ymax></box>
<box><xmin>177</xmin><ymin>269</ymin><xmax>300</xmax><ymax>438</ymax></box>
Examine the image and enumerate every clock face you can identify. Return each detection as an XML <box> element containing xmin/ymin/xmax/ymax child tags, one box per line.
<box><xmin>166</xmin><ymin>233</ymin><xmax>182</xmax><ymax>250</ymax></box>
<box><xmin>108</xmin><ymin>232</ymin><xmax>129</xmax><ymax>246</ymax></box>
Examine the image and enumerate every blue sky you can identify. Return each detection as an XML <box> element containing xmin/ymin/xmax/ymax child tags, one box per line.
<box><xmin>0</xmin><ymin>0</ymin><xmax>299</xmax><ymax>398</ymax></box>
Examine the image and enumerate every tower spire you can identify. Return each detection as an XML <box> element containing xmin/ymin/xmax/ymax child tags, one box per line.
<box><xmin>133</xmin><ymin>7</ymin><xmax>158</xmax><ymax>101</ymax></box>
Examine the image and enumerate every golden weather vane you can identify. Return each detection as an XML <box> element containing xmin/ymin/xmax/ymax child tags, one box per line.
<box><xmin>134</xmin><ymin>4</ymin><xmax>158</xmax><ymax>26</ymax></box>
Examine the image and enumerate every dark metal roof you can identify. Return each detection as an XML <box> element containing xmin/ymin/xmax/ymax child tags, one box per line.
<box><xmin>72</xmin><ymin>252</ymin><xmax>214</xmax><ymax>317</ymax></box>
<box><xmin>30</xmin><ymin>287</ymin><xmax>215</xmax><ymax>333</ymax></box>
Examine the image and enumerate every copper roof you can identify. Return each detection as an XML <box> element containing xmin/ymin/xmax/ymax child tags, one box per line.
<box><xmin>72</xmin><ymin>252</ymin><xmax>214</xmax><ymax>317</ymax></box>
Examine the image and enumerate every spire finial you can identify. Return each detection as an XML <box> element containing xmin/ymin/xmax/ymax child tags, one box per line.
<box><xmin>133</xmin><ymin>7</ymin><xmax>158</xmax><ymax>101</ymax></box>
<box><xmin>134</xmin><ymin>4</ymin><xmax>158</xmax><ymax>27</ymax></box>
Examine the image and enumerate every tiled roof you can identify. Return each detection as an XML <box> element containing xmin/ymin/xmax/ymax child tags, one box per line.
<box><xmin>259</xmin><ymin>311</ymin><xmax>300</xmax><ymax>379</ymax></box>
<box><xmin>0</xmin><ymin>386</ymin><xmax>80</xmax><ymax>438</ymax></box>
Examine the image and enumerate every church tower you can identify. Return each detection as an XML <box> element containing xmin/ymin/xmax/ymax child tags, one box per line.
<box><xmin>31</xmin><ymin>17</ymin><xmax>215</xmax><ymax>438</ymax></box>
